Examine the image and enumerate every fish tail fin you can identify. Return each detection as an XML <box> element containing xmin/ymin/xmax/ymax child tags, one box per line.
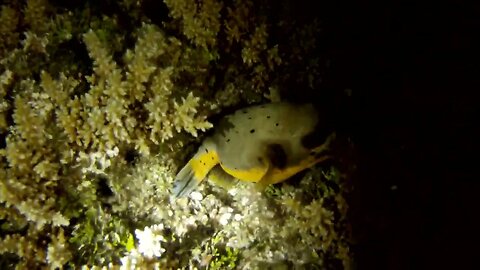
<box><xmin>172</xmin><ymin>161</ymin><xmax>201</xmax><ymax>198</ymax></box>
<box><xmin>172</xmin><ymin>146</ymin><xmax>220</xmax><ymax>198</ymax></box>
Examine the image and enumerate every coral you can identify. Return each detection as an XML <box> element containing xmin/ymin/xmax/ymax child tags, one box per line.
<box><xmin>0</xmin><ymin>0</ymin><xmax>351</xmax><ymax>268</ymax></box>
<box><xmin>103</xmin><ymin>155</ymin><xmax>350</xmax><ymax>269</ymax></box>
<box><xmin>164</xmin><ymin>0</ymin><xmax>223</xmax><ymax>48</ymax></box>
<box><xmin>46</xmin><ymin>229</ymin><xmax>72</xmax><ymax>269</ymax></box>
<box><xmin>79</xmin><ymin>23</ymin><xmax>213</xmax><ymax>153</ymax></box>
<box><xmin>0</xmin><ymin>6</ymin><xmax>19</xmax><ymax>59</ymax></box>
<box><xmin>0</xmin><ymin>70</ymin><xmax>13</xmax><ymax>131</ymax></box>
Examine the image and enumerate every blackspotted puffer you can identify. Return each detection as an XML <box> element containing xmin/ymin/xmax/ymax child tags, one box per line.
<box><xmin>172</xmin><ymin>102</ymin><xmax>334</xmax><ymax>197</ymax></box>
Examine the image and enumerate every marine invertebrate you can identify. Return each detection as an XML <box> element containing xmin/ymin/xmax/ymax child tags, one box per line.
<box><xmin>0</xmin><ymin>0</ymin><xmax>352</xmax><ymax>268</ymax></box>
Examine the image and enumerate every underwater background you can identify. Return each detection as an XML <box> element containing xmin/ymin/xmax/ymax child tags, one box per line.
<box><xmin>0</xmin><ymin>0</ymin><xmax>477</xmax><ymax>269</ymax></box>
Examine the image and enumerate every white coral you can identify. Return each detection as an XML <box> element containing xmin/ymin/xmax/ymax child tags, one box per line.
<box><xmin>135</xmin><ymin>225</ymin><xmax>166</xmax><ymax>258</ymax></box>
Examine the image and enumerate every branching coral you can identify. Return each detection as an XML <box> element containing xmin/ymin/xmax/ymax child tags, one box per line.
<box><xmin>0</xmin><ymin>6</ymin><xmax>19</xmax><ymax>60</ymax></box>
<box><xmin>102</xmin><ymin>152</ymin><xmax>350</xmax><ymax>269</ymax></box>
<box><xmin>46</xmin><ymin>229</ymin><xmax>72</xmax><ymax>269</ymax></box>
<box><xmin>0</xmin><ymin>70</ymin><xmax>13</xmax><ymax>131</ymax></box>
<box><xmin>80</xmin><ymin>24</ymin><xmax>213</xmax><ymax>153</ymax></box>
<box><xmin>0</xmin><ymin>0</ymin><xmax>351</xmax><ymax>268</ymax></box>
<box><xmin>2</xmin><ymin>78</ymin><xmax>70</xmax><ymax>229</ymax></box>
<box><xmin>164</xmin><ymin>0</ymin><xmax>223</xmax><ymax>48</ymax></box>
<box><xmin>213</xmin><ymin>173</ymin><xmax>350</xmax><ymax>269</ymax></box>
<box><xmin>1</xmin><ymin>1</ymin><xmax>213</xmax><ymax>267</ymax></box>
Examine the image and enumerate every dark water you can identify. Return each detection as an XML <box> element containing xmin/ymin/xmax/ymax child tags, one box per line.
<box><xmin>310</xmin><ymin>1</ymin><xmax>479</xmax><ymax>269</ymax></box>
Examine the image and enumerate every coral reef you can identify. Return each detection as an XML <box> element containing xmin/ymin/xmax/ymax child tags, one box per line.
<box><xmin>0</xmin><ymin>0</ymin><xmax>352</xmax><ymax>269</ymax></box>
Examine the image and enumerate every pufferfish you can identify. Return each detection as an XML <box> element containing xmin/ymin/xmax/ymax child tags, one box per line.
<box><xmin>172</xmin><ymin>102</ymin><xmax>334</xmax><ymax>197</ymax></box>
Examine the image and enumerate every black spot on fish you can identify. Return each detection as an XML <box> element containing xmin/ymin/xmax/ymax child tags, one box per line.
<box><xmin>267</xmin><ymin>116</ymin><xmax>270</xmax><ymax>119</ymax></box>
<box><xmin>226</xmin><ymin>139</ymin><xmax>230</xmax><ymax>142</ymax></box>
<box><xmin>248</xmin><ymin>117</ymin><xmax>252</xmax><ymax>120</ymax></box>
<box><xmin>212</xmin><ymin>157</ymin><xmax>215</xmax><ymax>160</ymax></box>
<box><xmin>250</xmin><ymin>129</ymin><xmax>255</xmax><ymax>133</ymax></box>
<box><xmin>242</xmin><ymin>110</ymin><xmax>248</xmax><ymax>114</ymax></box>
<box><xmin>205</xmin><ymin>148</ymin><xmax>209</xmax><ymax>153</ymax></box>
<box><xmin>266</xmin><ymin>143</ymin><xmax>287</xmax><ymax>169</ymax></box>
<box><xmin>275</xmin><ymin>123</ymin><xmax>279</xmax><ymax>126</ymax></box>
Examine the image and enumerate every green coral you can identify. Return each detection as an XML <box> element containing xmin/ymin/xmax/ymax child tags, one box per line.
<box><xmin>208</xmin><ymin>233</ymin><xmax>239</xmax><ymax>270</ymax></box>
<box><xmin>68</xmin><ymin>206</ymin><xmax>133</xmax><ymax>265</ymax></box>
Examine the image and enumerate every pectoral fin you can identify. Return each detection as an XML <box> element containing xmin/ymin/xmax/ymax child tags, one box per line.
<box><xmin>207</xmin><ymin>165</ymin><xmax>239</xmax><ymax>190</ymax></box>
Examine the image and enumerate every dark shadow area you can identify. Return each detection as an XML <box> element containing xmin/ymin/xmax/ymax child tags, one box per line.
<box><xmin>305</xmin><ymin>0</ymin><xmax>479</xmax><ymax>269</ymax></box>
